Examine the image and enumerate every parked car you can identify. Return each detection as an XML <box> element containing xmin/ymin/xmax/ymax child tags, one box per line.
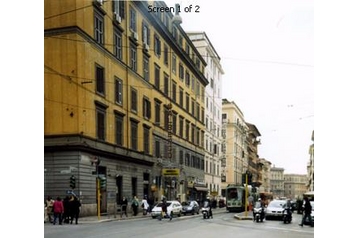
<box><xmin>265</xmin><ymin>199</ymin><xmax>288</xmax><ymax>220</ymax></box>
<box><xmin>151</xmin><ymin>201</ymin><xmax>182</xmax><ymax>219</ymax></box>
<box><xmin>303</xmin><ymin>201</ymin><xmax>314</xmax><ymax>226</ymax></box>
<box><xmin>181</xmin><ymin>200</ymin><xmax>200</xmax><ymax>215</ymax></box>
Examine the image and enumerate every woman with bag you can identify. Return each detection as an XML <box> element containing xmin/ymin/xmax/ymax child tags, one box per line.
<box><xmin>141</xmin><ymin>195</ymin><xmax>149</xmax><ymax>215</ymax></box>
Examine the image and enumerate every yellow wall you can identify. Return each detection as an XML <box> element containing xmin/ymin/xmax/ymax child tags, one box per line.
<box><xmin>45</xmin><ymin>0</ymin><xmax>207</xmax><ymax>154</ymax></box>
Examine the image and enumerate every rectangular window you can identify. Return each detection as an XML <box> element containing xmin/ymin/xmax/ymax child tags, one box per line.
<box><xmin>172</xmin><ymin>113</ymin><xmax>177</xmax><ymax>135</ymax></box>
<box><xmin>179</xmin><ymin>116</ymin><xmax>184</xmax><ymax>138</ymax></box>
<box><xmin>172</xmin><ymin>54</ymin><xmax>177</xmax><ymax>74</ymax></box>
<box><xmin>164</xmin><ymin>108</ymin><xmax>169</xmax><ymax>131</ymax></box>
<box><xmin>191</xmin><ymin>98</ymin><xmax>195</xmax><ymax>116</ymax></box>
<box><xmin>154</xmin><ymin>35</ymin><xmax>161</xmax><ymax>57</ymax></box>
<box><xmin>130</xmin><ymin>44</ymin><xmax>137</xmax><ymax>71</ymax></box>
<box><xmin>155</xmin><ymin>140</ymin><xmax>160</xmax><ymax>158</ymax></box>
<box><xmin>96</xmin><ymin>105</ymin><xmax>106</xmax><ymax>141</ymax></box>
<box><xmin>201</xmin><ymin>107</ymin><xmax>205</xmax><ymax>123</ymax></box>
<box><xmin>114</xmin><ymin>30</ymin><xmax>122</xmax><ymax>60</ymax></box>
<box><xmin>143</xmin><ymin>126</ymin><xmax>150</xmax><ymax>154</ymax></box>
<box><xmin>94</xmin><ymin>11</ymin><xmax>104</xmax><ymax>45</ymax></box>
<box><xmin>115</xmin><ymin>113</ymin><xmax>123</xmax><ymax>146</ymax></box>
<box><xmin>115</xmin><ymin>77</ymin><xmax>123</xmax><ymax>105</ymax></box>
<box><xmin>185</xmin><ymin>70</ymin><xmax>190</xmax><ymax>87</ymax></box>
<box><xmin>185</xmin><ymin>93</ymin><xmax>190</xmax><ymax>112</ymax></box>
<box><xmin>196</xmin><ymin>103</ymin><xmax>200</xmax><ymax>120</ymax></box>
<box><xmin>172</xmin><ymin>81</ymin><xmax>177</xmax><ymax>102</ymax></box>
<box><xmin>164</xmin><ymin>74</ymin><xmax>169</xmax><ymax>96</ymax></box>
<box><xmin>191</xmin><ymin>75</ymin><xmax>195</xmax><ymax>91</ymax></box>
<box><xmin>96</xmin><ymin>64</ymin><xmax>105</xmax><ymax>95</ymax></box>
<box><xmin>185</xmin><ymin>121</ymin><xmax>190</xmax><ymax>140</ymax></box>
<box><xmin>130</xmin><ymin>8</ymin><xmax>137</xmax><ymax>32</ymax></box>
<box><xmin>131</xmin><ymin>88</ymin><xmax>137</xmax><ymax>113</ymax></box>
<box><xmin>142</xmin><ymin>21</ymin><xmax>150</xmax><ymax>45</ymax></box>
<box><xmin>154</xmin><ymin>64</ymin><xmax>160</xmax><ymax>89</ymax></box>
<box><xmin>191</xmin><ymin>124</ymin><xmax>195</xmax><ymax>143</ymax></box>
<box><xmin>130</xmin><ymin>120</ymin><xmax>138</xmax><ymax>150</ymax></box>
<box><xmin>179</xmin><ymin>150</ymin><xmax>184</xmax><ymax>164</ymax></box>
<box><xmin>164</xmin><ymin>45</ymin><xmax>169</xmax><ymax>65</ymax></box>
<box><xmin>143</xmin><ymin>97</ymin><xmax>151</xmax><ymax>119</ymax></box>
<box><xmin>179</xmin><ymin>63</ymin><xmax>184</xmax><ymax>81</ymax></box>
<box><xmin>143</xmin><ymin>55</ymin><xmax>149</xmax><ymax>81</ymax></box>
<box><xmin>113</xmin><ymin>0</ymin><xmax>125</xmax><ymax>19</ymax></box>
<box><xmin>155</xmin><ymin>100</ymin><xmax>161</xmax><ymax>125</ymax></box>
<box><xmin>179</xmin><ymin>87</ymin><xmax>183</xmax><ymax>107</ymax></box>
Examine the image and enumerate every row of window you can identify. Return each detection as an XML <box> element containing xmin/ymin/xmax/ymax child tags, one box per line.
<box><xmin>96</xmin><ymin>63</ymin><xmax>205</xmax><ymax>144</ymax></box>
<box><xmin>94</xmin><ymin>4</ymin><xmax>205</xmax><ymax>104</ymax></box>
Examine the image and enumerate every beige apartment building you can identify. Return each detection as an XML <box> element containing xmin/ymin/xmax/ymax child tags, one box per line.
<box><xmin>187</xmin><ymin>32</ymin><xmax>224</xmax><ymax>198</ymax></box>
<box><xmin>284</xmin><ymin>174</ymin><xmax>307</xmax><ymax>199</ymax></box>
<box><xmin>221</xmin><ymin>99</ymin><xmax>249</xmax><ymax>192</ymax></box>
<box><xmin>270</xmin><ymin>166</ymin><xmax>285</xmax><ymax>199</ymax></box>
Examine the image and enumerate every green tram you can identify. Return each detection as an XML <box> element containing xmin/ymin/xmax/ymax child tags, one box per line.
<box><xmin>225</xmin><ymin>184</ymin><xmax>259</xmax><ymax>212</ymax></box>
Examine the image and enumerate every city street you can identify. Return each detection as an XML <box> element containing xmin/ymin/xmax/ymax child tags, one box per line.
<box><xmin>44</xmin><ymin>210</ymin><xmax>313</xmax><ymax>238</ymax></box>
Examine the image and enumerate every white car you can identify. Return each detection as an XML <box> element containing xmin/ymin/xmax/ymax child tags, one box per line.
<box><xmin>265</xmin><ymin>199</ymin><xmax>287</xmax><ymax>220</ymax></box>
<box><xmin>151</xmin><ymin>200</ymin><xmax>182</xmax><ymax>219</ymax></box>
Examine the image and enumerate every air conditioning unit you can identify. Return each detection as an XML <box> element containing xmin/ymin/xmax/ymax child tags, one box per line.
<box><xmin>132</xmin><ymin>32</ymin><xmax>138</xmax><ymax>41</ymax></box>
<box><xmin>144</xmin><ymin>43</ymin><xmax>149</xmax><ymax>51</ymax></box>
<box><xmin>95</xmin><ymin>0</ymin><xmax>103</xmax><ymax>6</ymax></box>
<box><xmin>114</xmin><ymin>13</ymin><xmax>121</xmax><ymax>23</ymax></box>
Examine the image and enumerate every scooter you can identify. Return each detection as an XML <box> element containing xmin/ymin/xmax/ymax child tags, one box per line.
<box><xmin>201</xmin><ymin>207</ymin><xmax>212</xmax><ymax>219</ymax></box>
<box><xmin>282</xmin><ymin>207</ymin><xmax>292</xmax><ymax>224</ymax></box>
<box><xmin>253</xmin><ymin>207</ymin><xmax>265</xmax><ymax>222</ymax></box>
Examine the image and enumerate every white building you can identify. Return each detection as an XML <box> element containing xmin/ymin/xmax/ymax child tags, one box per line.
<box><xmin>187</xmin><ymin>32</ymin><xmax>224</xmax><ymax>198</ymax></box>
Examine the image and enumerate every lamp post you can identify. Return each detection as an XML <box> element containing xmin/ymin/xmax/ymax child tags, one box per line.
<box><xmin>244</xmin><ymin>170</ymin><xmax>249</xmax><ymax>217</ymax></box>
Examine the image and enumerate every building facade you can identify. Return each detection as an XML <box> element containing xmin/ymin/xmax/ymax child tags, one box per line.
<box><xmin>187</xmin><ymin>32</ymin><xmax>224</xmax><ymax>198</ymax></box>
<box><xmin>306</xmin><ymin>130</ymin><xmax>314</xmax><ymax>192</ymax></box>
<box><xmin>246</xmin><ymin>122</ymin><xmax>262</xmax><ymax>188</ymax></box>
<box><xmin>44</xmin><ymin>0</ymin><xmax>209</xmax><ymax>216</ymax></box>
<box><xmin>270</xmin><ymin>166</ymin><xmax>285</xmax><ymax>199</ymax></box>
<box><xmin>221</xmin><ymin>99</ymin><xmax>249</xmax><ymax>193</ymax></box>
<box><xmin>284</xmin><ymin>174</ymin><xmax>307</xmax><ymax>199</ymax></box>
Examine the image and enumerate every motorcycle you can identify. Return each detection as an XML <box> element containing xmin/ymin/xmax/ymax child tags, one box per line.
<box><xmin>253</xmin><ymin>207</ymin><xmax>265</xmax><ymax>222</ymax></box>
<box><xmin>201</xmin><ymin>207</ymin><xmax>212</xmax><ymax>219</ymax></box>
<box><xmin>282</xmin><ymin>207</ymin><xmax>292</xmax><ymax>224</ymax></box>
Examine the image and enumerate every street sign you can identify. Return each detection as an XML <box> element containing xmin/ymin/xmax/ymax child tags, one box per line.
<box><xmin>162</xmin><ymin>168</ymin><xmax>179</xmax><ymax>176</ymax></box>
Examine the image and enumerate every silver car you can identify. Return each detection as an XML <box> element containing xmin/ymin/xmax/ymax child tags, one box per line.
<box><xmin>265</xmin><ymin>199</ymin><xmax>287</xmax><ymax>220</ymax></box>
<box><xmin>151</xmin><ymin>201</ymin><xmax>182</xmax><ymax>219</ymax></box>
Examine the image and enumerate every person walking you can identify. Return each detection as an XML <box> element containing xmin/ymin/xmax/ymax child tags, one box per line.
<box><xmin>62</xmin><ymin>196</ymin><xmax>71</xmax><ymax>224</ymax></box>
<box><xmin>53</xmin><ymin>197</ymin><xmax>64</xmax><ymax>225</ymax></box>
<box><xmin>141</xmin><ymin>195</ymin><xmax>150</xmax><ymax>215</ymax></box>
<box><xmin>159</xmin><ymin>198</ymin><xmax>172</xmax><ymax>221</ymax></box>
<box><xmin>69</xmin><ymin>196</ymin><xmax>81</xmax><ymax>224</ymax></box>
<box><xmin>45</xmin><ymin>196</ymin><xmax>54</xmax><ymax>223</ymax></box>
<box><xmin>131</xmin><ymin>195</ymin><xmax>139</xmax><ymax>216</ymax></box>
<box><xmin>119</xmin><ymin>196</ymin><xmax>128</xmax><ymax>217</ymax></box>
<box><xmin>299</xmin><ymin>197</ymin><xmax>313</xmax><ymax>227</ymax></box>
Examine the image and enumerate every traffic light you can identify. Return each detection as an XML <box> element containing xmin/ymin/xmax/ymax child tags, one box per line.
<box><xmin>70</xmin><ymin>175</ymin><xmax>76</xmax><ymax>189</ymax></box>
<box><xmin>99</xmin><ymin>176</ymin><xmax>107</xmax><ymax>189</ymax></box>
<box><xmin>248</xmin><ymin>173</ymin><xmax>252</xmax><ymax>185</ymax></box>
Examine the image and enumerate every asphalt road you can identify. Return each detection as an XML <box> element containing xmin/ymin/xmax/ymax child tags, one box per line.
<box><xmin>44</xmin><ymin>210</ymin><xmax>313</xmax><ymax>238</ymax></box>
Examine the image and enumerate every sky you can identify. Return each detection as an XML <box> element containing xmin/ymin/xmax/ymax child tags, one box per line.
<box><xmin>176</xmin><ymin>0</ymin><xmax>314</xmax><ymax>174</ymax></box>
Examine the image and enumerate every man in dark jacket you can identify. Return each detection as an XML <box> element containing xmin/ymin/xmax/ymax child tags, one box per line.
<box><xmin>299</xmin><ymin>197</ymin><xmax>312</xmax><ymax>226</ymax></box>
<box><xmin>159</xmin><ymin>199</ymin><xmax>172</xmax><ymax>221</ymax></box>
<box><xmin>69</xmin><ymin>196</ymin><xmax>81</xmax><ymax>224</ymax></box>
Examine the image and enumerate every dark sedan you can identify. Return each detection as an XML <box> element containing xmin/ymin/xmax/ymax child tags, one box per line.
<box><xmin>181</xmin><ymin>200</ymin><xmax>200</xmax><ymax>215</ymax></box>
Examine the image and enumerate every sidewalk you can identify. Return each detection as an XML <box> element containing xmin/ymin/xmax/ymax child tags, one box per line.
<box><xmin>76</xmin><ymin>207</ymin><xmax>234</xmax><ymax>224</ymax></box>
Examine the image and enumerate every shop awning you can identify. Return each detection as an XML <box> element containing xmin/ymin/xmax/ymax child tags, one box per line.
<box><xmin>194</xmin><ymin>186</ymin><xmax>209</xmax><ymax>192</ymax></box>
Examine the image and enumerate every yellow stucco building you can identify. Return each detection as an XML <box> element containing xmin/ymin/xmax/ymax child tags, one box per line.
<box><xmin>45</xmin><ymin>0</ymin><xmax>208</xmax><ymax>216</ymax></box>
